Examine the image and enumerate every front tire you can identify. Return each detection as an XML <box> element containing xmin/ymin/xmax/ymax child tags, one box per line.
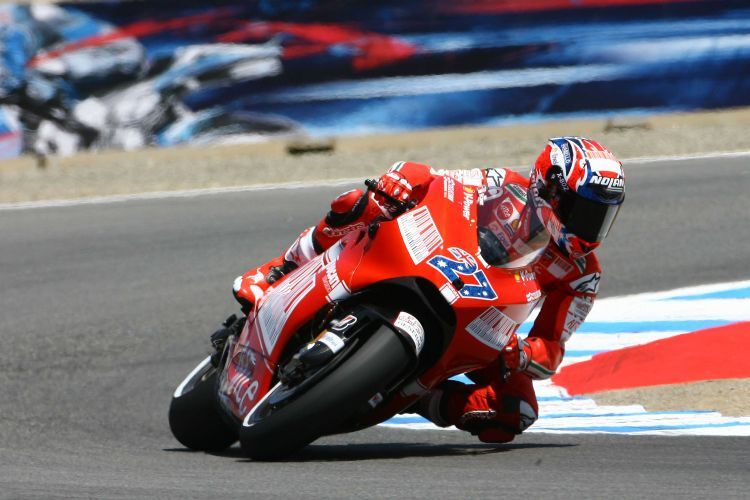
<box><xmin>240</xmin><ymin>326</ymin><xmax>411</xmax><ymax>460</ymax></box>
<box><xmin>169</xmin><ymin>356</ymin><xmax>237</xmax><ymax>452</ymax></box>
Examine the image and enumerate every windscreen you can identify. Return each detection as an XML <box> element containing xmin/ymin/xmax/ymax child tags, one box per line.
<box><xmin>476</xmin><ymin>184</ymin><xmax>549</xmax><ymax>269</ymax></box>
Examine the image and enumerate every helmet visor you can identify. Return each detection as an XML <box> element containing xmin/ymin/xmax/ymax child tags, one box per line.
<box><xmin>558</xmin><ymin>193</ymin><xmax>621</xmax><ymax>243</ymax></box>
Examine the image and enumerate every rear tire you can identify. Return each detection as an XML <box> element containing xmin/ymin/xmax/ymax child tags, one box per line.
<box><xmin>169</xmin><ymin>357</ymin><xmax>237</xmax><ymax>451</ymax></box>
<box><xmin>240</xmin><ymin>326</ymin><xmax>411</xmax><ymax>460</ymax></box>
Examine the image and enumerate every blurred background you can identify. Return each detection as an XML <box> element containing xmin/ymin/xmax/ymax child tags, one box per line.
<box><xmin>2</xmin><ymin>4</ymin><xmax>749</xmax><ymax>496</ymax></box>
<box><xmin>2</xmin><ymin>0</ymin><xmax>750</xmax><ymax>159</ymax></box>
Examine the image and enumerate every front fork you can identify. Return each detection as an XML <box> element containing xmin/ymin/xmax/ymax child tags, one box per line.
<box><xmin>209</xmin><ymin>314</ymin><xmax>246</xmax><ymax>368</ymax></box>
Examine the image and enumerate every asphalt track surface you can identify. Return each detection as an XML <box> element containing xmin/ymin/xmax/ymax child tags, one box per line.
<box><xmin>1</xmin><ymin>156</ymin><xmax>749</xmax><ymax>498</ymax></box>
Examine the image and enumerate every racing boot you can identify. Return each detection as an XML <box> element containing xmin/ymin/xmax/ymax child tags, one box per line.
<box><xmin>232</xmin><ymin>225</ymin><xmax>329</xmax><ymax>313</ymax></box>
<box><xmin>414</xmin><ymin>372</ymin><xmax>538</xmax><ymax>444</ymax></box>
<box><xmin>232</xmin><ymin>255</ymin><xmax>297</xmax><ymax>314</ymax></box>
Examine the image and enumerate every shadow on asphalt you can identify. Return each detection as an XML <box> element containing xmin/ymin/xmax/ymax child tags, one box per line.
<box><xmin>165</xmin><ymin>441</ymin><xmax>577</xmax><ymax>462</ymax></box>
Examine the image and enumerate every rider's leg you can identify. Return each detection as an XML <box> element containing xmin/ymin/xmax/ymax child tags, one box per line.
<box><xmin>416</xmin><ymin>363</ymin><xmax>538</xmax><ymax>443</ymax></box>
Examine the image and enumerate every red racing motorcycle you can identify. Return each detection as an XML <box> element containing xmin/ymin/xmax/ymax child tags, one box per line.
<box><xmin>169</xmin><ymin>174</ymin><xmax>548</xmax><ymax>459</ymax></box>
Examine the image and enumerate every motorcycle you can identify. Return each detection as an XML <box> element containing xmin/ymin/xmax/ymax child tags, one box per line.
<box><xmin>169</xmin><ymin>173</ymin><xmax>548</xmax><ymax>459</ymax></box>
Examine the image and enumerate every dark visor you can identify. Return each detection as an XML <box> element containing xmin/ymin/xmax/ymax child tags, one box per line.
<box><xmin>558</xmin><ymin>193</ymin><xmax>621</xmax><ymax>243</ymax></box>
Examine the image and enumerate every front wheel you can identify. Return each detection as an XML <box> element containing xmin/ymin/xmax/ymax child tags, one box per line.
<box><xmin>168</xmin><ymin>356</ymin><xmax>237</xmax><ymax>452</ymax></box>
<box><xmin>240</xmin><ymin>326</ymin><xmax>412</xmax><ymax>460</ymax></box>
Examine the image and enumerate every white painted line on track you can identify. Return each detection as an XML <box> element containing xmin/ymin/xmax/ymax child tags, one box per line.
<box><xmin>623</xmin><ymin>149</ymin><xmax>750</xmax><ymax>164</ymax></box>
<box><xmin>0</xmin><ymin>177</ymin><xmax>363</xmax><ymax>211</ymax></box>
<box><xmin>503</xmin><ymin>149</ymin><xmax>750</xmax><ymax>171</ymax></box>
<box><xmin>2</xmin><ymin>149</ymin><xmax>748</xmax><ymax>211</ymax></box>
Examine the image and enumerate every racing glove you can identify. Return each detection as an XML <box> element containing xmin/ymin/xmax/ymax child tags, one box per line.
<box><xmin>501</xmin><ymin>334</ymin><xmax>531</xmax><ymax>379</ymax></box>
<box><xmin>373</xmin><ymin>171</ymin><xmax>414</xmax><ymax>215</ymax></box>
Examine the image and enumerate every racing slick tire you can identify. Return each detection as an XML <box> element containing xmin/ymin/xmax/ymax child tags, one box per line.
<box><xmin>169</xmin><ymin>356</ymin><xmax>237</xmax><ymax>452</ymax></box>
<box><xmin>240</xmin><ymin>325</ymin><xmax>411</xmax><ymax>460</ymax></box>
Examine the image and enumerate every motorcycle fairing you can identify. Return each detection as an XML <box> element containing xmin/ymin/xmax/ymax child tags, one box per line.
<box><xmin>220</xmin><ymin>175</ymin><xmax>543</xmax><ymax>422</ymax></box>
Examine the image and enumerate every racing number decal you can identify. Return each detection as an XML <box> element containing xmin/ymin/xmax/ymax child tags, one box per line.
<box><xmin>428</xmin><ymin>247</ymin><xmax>497</xmax><ymax>300</ymax></box>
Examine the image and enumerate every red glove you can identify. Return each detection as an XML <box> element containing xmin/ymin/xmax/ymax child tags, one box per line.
<box><xmin>501</xmin><ymin>334</ymin><xmax>531</xmax><ymax>377</ymax></box>
<box><xmin>374</xmin><ymin>171</ymin><xmax>414</xmax><ymax>214</ymax></box>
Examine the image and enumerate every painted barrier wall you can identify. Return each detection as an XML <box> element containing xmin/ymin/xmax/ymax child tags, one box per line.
<box><xmin>1</xmin><ymin>0</ymin><xmax>749</xmax><ymax>158</ymax></box>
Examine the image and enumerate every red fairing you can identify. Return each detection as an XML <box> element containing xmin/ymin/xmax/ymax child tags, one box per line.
<box><xmin>226</xmin><ymin>161</ymin><xmax>605</xmax><ymax>443</ymax></box>
<box><xmin>221</xmin><ymin>166</ymin><xmax>543</xmax><ymax>423</ymax></box>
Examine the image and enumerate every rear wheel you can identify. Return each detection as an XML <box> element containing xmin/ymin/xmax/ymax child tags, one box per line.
<box><xmin>169</xmin><ymin>356</ymin><xmax>237</xmax><ymax>451</ymax></box>
<box><xmin>240</xmin><ymin>326</ymin><xmax>411</xmax><ymax>460</ymax></box>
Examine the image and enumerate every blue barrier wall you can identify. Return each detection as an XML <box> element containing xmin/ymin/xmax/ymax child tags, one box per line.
<box><xmin>1</xmin><ymin>0</ymin><xmax>749</xmax><ymax>157</ymax></box>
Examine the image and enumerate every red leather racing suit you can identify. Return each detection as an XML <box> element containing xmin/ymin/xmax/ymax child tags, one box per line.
<box><xmin>234</xmin><ymin>161</ymin><xmax>601</xmax><ymax>443</ymax></box>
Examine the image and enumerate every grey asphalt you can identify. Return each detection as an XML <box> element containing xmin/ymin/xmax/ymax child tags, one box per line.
<box><xmin>1</xmin><ymin>156</ymin><xmax>748</xmax><ymax>498</ymax></box>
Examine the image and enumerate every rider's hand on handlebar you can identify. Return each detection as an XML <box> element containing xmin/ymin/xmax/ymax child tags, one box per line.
<box><xmin>374</xmin><ymin>171</ymin><xmax>414</xmax><ymax>215</ymax></box>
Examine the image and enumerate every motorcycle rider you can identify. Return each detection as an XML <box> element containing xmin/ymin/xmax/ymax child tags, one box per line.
<box><xmin>229</xmin><ymin>136</ymin><xmax>625</xmax><ymax>443</ymax></box>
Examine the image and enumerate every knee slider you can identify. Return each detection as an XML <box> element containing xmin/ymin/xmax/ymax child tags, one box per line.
<box><xmin>518</xmin><ymin>400</ymin><xmax>538</xmax><ymax>432</ymax></box>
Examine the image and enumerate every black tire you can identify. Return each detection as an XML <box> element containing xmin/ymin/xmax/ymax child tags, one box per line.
<box><xmin>240</xmin><ymin>326</ymin><xmax>411</xmax><ymax>460</ymax></box>
<box><xmin>169</xmin><ymin>357</ymin><xmax>237</xmax><ymax>452</ymax></box>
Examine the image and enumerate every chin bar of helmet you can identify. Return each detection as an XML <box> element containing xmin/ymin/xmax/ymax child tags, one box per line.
<box><xmin>364</xmin><ymin>178</ymin><xmax>418</xmax><ymax>213</ymax></box>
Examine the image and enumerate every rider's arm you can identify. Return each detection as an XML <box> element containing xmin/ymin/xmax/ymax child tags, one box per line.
<box><xmin>283</xmin><ymin>188</ymin><xmax>373</xmax><ymax>266</ymax></box>
<box><xmin>284</xmin><ymin>161</ymin><xmax>434</xmax><ymax>267</ymax></box>
<box><xmin>522</xmin><ymin>246</ymin><xmax>601</xmax><ymax>379</ymax></box>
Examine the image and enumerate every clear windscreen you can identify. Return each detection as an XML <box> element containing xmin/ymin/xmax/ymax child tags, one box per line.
<box><xmin>476</xmin><ymin>185</ymin><xmax>550</xmax><ymax>269</ymax></box>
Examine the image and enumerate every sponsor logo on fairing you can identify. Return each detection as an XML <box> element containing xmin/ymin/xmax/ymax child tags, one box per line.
<box><xmin>526</xmin><ymin>290</ymin><xmax>542</xmax><ymax>303</ymax></box>
<box><xmin>443</xmin><ymin>176</ymin><xmax>456</xmax><ymax>202</ymax></box>
<box><xmin>514</xmin><ymin>269</ymin><xmax>536</xmax><ymax>282</ymax></box>
<box><xmin>224</xmin><ymin>371</ymin><xmax>260</xmax><ymax>414</ymax></box>
<box><xmin>233</xmin><ymin>349</ymin><xmax>257</xmax><ymax>377</ymax></box>
<box><xmin>257</xmin><ymin>257</ymin><xmax>323</xmax><ymax>353</ymax></box>
<box><xmin>323</xmin><ymin>259</ymin><xmax>340</xmax><ymax>292</ymax></box>
<box><xmin>322</xmin><ymin>242</ymin><xmax>349</xmax><ymax>302</ymax></box>
<box><xmin>238</xmin><ymin>380</ymin><xmax>259</xmax><ymax>414</ymax></box>
<box><xmin>398</xmin><ymin>206</ymin><xmax>443</xmax><ymax>264</ymax></box>
<box><xmin>462</xmin><ymin>188</ymin><xmax>474</xmax><ymax>220</ymax></box>
<box><xmin>465</xmin><ymin>307</ymin><xmax>518</xmax><ymax>351</ymax></box>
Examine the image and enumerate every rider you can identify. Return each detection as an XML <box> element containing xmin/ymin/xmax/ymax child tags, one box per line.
<box><xmin>230</xmin><ymin>136</ymin><xmax>625</xmax><ymax>443</ymax></box>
